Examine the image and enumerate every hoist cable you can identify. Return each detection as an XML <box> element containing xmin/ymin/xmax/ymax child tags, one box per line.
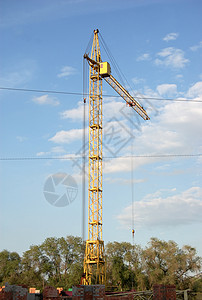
<box><xmin>99</xmin><ymin>33</ymin><xmax>126</xmax><ymax>87</ymax></box>
<box><xmin>81</xmin><ymin>55</ymin><xmax>89</xmax><ymax>257</ymax></box>
<box><xmin>82</xmin><ymin>58</ymin><xmax>86</xmax><ymax>243</ymax></box>
<box><xmin>130</xmin><ymin>111</ymin><xmax>135</xmax><ymax>290</ymax></box>
<box><xmin>85</xmin><ymin>31</ymin><xmax>94</xmax><ymax>55</ymax></box>
<box><xmin>98</xmin><ymin>33</ymin><xmax>144</xmax><ymax>108</ymax></box>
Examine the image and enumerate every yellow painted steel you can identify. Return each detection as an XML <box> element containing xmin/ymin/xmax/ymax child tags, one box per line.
<box><xmin>100</xmin><ymin>62</ymin><xmax>111</xmax><ymax>77</ymax></box>
<box><xmin>83</xmin><ymin>29</ymin><xmax>105</xmax><ymax>285</ymax></box>
<box><xmin>83</xmin><ymin>29</ymin><xmax>149</xmax><ymax>285</ymax></box>
<box><xmin>104</xmin><ymin>75</ymin><xmax>150</xmax><ymax>120</ymax></box>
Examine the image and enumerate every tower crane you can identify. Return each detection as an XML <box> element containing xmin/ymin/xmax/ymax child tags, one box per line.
<box><xmin>83</xmin><ymin>29</ymin><xmax>149</xmax><ymax>285</ymax></box>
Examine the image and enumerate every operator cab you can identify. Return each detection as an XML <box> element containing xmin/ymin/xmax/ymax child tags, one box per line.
<box><xmin>100</xmin><ymin>62</ymin><xmax>111</xmax><ymax>77</ymax></box>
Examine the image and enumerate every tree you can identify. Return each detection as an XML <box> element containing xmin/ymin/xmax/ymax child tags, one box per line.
<box><xmin>0</xmin><ymin>236</ymin><xmax>200</xmax><ymax>291</ymax></box>
<box><xmin>142</xmin><ymin>238</ymin><xmax>201</xmax><ymax>289</ymax></box>
<box><xmin>105</xmin><ymin>242</ymin><xmax>143</xmax><ymax>290</ymax></box>
<box><xmin>55</xmin><ymin>236</ymin><xmax>84</xmax><ymax>288</ymax></box>
<box><xmin>21</xmin><ymin>245</ymin><xmax>47</xmax><ymax>289</ymax></box>
<box><xmin>19</xmin><ymin>235</ymin><xmax>84</xmax><ymax>289</ymax></box>
<box><xmin>40</xmin><ymin>237</ymin><xmax>62</xmax><ymax>286</ymax></box>
<box><xmin>40</xmin><ymin>236</ymin><xmax>84</xmax><ymax>288</ymax></box>
<box><xmin>0</xmin><ymin>250</ymin><xmax>21</xmax><ymax>285</ymax></box>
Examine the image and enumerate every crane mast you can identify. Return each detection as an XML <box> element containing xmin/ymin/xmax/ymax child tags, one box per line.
<box><xmin>83</xmin><ymin>29</ymin><xmax>105</xmax><ymax>285</ymax></box>
<box><xmin>83</xmin><ymin>29</ymin><xmax>149</xmax><ymax>285</ymax></box>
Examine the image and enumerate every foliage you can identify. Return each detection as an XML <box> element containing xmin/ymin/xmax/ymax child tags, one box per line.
<box><xmin>0</xmin><ymin>236</ymin><xmax>201</xmax><ymax>291</ymax></box>
<box><xmin>142</xmin><ymin>238</ymin><xmax>201</xmax><ymax>290</ymax></box>
<box><xmin>105</xmin><ymin>241</ymin><xmax>143</xmax><ymax>290</ymax></box>
<box><xmin>0</xmin><ymin>250</ymin><xmax>21</xmax><ymax>285</ymax></box>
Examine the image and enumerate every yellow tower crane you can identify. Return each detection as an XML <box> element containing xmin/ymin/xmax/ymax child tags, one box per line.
<box><xmin>83</xmin><ymin>29</ymin><xmax>150</xmax><ymax>285</ymax></box>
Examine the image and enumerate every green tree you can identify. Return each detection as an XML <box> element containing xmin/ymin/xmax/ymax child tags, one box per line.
<box><xmin>0</xmin><ymin>236</ymin><xmax>201</xmax><ymax>291</ymax></box>
<box><xmin>40</xmin><ymin>236</ymin><xmax>84</xmax><ymax>288</ymax></box>
<box><xmin>40</xmin><ymin>237</ymin><xmax>62</xmax><ymax>286</ymax></box>
<box><xmin>18</xmin><ymin>236</ymin><xmax>84</xmax><ymax>289</ymax></box>
<box><xmin>56</xmin><ymin>236</ymin><xmax>84</xmax><ymax>288</ymax></box>
<box><xmin>142</xmin><ymin>238</ymin><xmax>201</xmax><ymax>289</ymax></box>
<box><xmin>105</xmin><ymin>241</ymin><xmax>143</xmax><ymax>290</ymax></box>
<box><xmin>0</xmin><ymin>250</ymin><xmax>21</xmax><ymax>285</ymax></box>
<box><xmin>21</xmin><ymin>245</ymin><xmax>48</xmax><ymax>289</ymax></box>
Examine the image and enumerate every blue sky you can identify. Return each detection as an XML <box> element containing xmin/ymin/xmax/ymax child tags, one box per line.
<box><xmin>0</xmin><ymin>0</ymin><xmax>202</xmax><ymax>258</ymax></box>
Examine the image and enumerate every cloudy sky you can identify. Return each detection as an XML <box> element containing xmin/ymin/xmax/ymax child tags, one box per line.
<box><xmin>0</xmin><ymin>0</ymin><xmax>202</xmax><ymax>256</ymax></box>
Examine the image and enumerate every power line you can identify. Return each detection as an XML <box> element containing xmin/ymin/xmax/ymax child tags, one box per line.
<box><xmin>0</xmin><ymin>86</ymin><xmax>202</xmax><ymax>103</ymax></box>
<box><xmin>0</xmin><ymin>86</ymin><xmax>83</xmax><ymax>96</ymax></box>
<box><xmin>0</xmin><ymin>153</ymin><xmax>202</xmax><ymax>161</ymax></box>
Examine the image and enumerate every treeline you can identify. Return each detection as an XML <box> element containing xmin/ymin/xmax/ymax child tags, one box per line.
<box><xmin>0</xmin><ymin>236</ymin><xmax>201</xmax><ymax>292</ymax></box>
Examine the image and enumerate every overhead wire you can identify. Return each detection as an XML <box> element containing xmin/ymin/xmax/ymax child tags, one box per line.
<box><xmin>1</xmin><ymin>33</ymin><xmax>202</xmax><ymax>166</ymax></box>
<box><xmin>0</xmin><ymin>153</ymin><xmax>202</xmax><ymax>161</ymax></box>
<box><xmin>0</xmin><ymin>86</ymin><xmax>201</xmax><ymax>103</ymax></box>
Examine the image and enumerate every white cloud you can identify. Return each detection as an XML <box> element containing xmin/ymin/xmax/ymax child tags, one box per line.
<box><xmin>48</xmin><ymin>81</ymin><xmax>202</xmax><ymax>175</ymax></box>
<box><xmin>60</xmin><ymin>98</ymin><xmax>127</xmax><ymax>122</ymax></box>
<box><xmin>49</xmin><ymin>128</ymin><xmax>83</xmax><ymax>144</ymax></box>
<box><xmin>32</xmin><ymin>94</ymin><xmax>59</xmax><ymax>106</ymax></box>
<box><xmin>60</xmin><ymin>101</ymin><xmax>85</xmax><ymax>120</ymax></box>
<box><xmin>137</xmin><ymin>53</ymin><xmax>150</xmax><ymax>61</ymax></box>
<box><xmin>117</xmin><ymin>186</ymin><xmax>202</xmax><ymax>228</ymax></box>
<box><xmin>103</xmin><ymin>98</ymin><xmax>128</xmax><ymax>120</ymax></box>
<box><xmin>36</xmin><ymin>151</ymin><xmax>50</xmax><ymax>156</ymax></box>
<box><xmin>57</xmin><ymin>66</ymin><xmax>77</xmax><ymax>78</ymax></box>
<box><xmin>0</xmin><ymin>71</ymin><xmax>31</xmax><ymax>87</ymax></box>
<box><xmin>163</xmin><ymin>32</ymin><xmax>179</xmax><ymax>42</ymax></box>
<box><xmin>16</xmin><ymin>136</ymin><xmax>27</xmax><ymax>142</ymax></box>
<box><xmin>103</xmin><ymin>81</ymin><xmax>202</xmax><ymax>173</ymax></box>
<box><xmin>51</xmin><ymin>146</ymin><xmax>66</xmax><ymax>153</ymax></box>
<box><xmin>190</xmin><ymin>41</ymin><xmax>202</xmax><ymax>51</ymax></box>
<box><xmin>36</xmin><ymin>146</ymin><xmax>65</xmax><ymax>157</ymax></box>
<box><xmin>0</xmin><ymin>59</ymin><xmax>37</xmax><ymax>87</ymax></box>
<box><xmin>186</xmin><ymin>81</ymin><xmax>202</xmax><ymax>98</ymax></box>
<box><xmin>155</xmin><ymin>47</ymin><xmax>189</xmax><ymax>69</ymax></box>
<box><xmin>132</xmin><ymin>77</ymin><xmax>145</xmax><ymax>85</ymax></box>
<box><xmin>156</xmin><ymin>84</ymin><xmax>177</xmax><ymax>97</ymax></box>
<box><xmin>176</xmin><ymin>74</ymin><xmax>183</xmax><ymax>80</ymax></box>
<box><xmin>105</xmin><ymin>177</ymin><xmax>146</xmax><ymax>185</ymax></box>
<box><xmin>104</xmin><ymin>156</ymin><xmax>152</xmax><ymax>174</ymax></box>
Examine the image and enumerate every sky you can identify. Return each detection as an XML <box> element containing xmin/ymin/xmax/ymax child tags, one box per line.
<box><xmin>0</xmin><ymin>0</ymin><xmax>202</xmax><ymax>259</ymax></box>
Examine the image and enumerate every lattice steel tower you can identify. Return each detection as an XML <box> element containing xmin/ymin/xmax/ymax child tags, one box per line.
<box><xmin>83</xmin><ymin>29</ymin><xmax>149</xmax><ymax>285</ymax></box>
<box><xmin>83</xmin><ymin>29</ymin><xmax>105</xmax><ymax>285</ymax></box>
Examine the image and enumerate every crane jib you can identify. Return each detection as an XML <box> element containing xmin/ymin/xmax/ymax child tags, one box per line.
<box><xmin>84</xmin><ymin>53</ymin><xmax>150</xmax><ymax>121</ymax></box>
<box><xmin>104</xmin><ymin>75</ymin><xmax>150</xmax><ymax>121</ymax></box>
